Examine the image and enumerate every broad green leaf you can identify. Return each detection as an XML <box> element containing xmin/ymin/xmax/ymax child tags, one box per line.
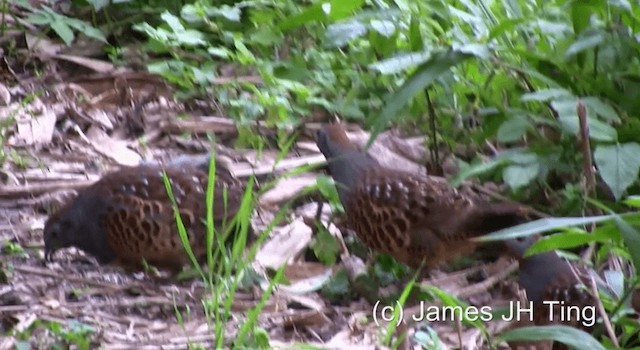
<box><xmin>525</xmin><ymin>230</ymin><xmax>612</xmax><ymax>255</ymax></box>
<box><xmin>570</xmin><ymin>1</ymin><xmax>596</xmax><ymax>38</ymax></box>
<box><xmin>594</xmin><ymin>143</ymin><xmax>640</xmax><ymax>200</ymax></box>
<box><xmin>451</xmin><ymin>157</ymin><xmax>505</xmax><ymax>187</ymax></box>
<box><xmin>503</xmin><ymin>63</ymin><xmax>562</xmax><ymax>88</ymax></box>
<box><xmin>497</xmin><ymin>115</ymin><xmax>530</xmax><ymax>143</ymax></box>
<box><xmin>327</xmin><ymin>0</ymin><xmax>366</xmax><ymax>20</ymax></box>
<box><xmin>488</xmin><ymin>18</ymin><xmax>525</xmax><ymax>40</ymax></box>
<box><xmin>505</xmin><ymin>152</ymin><xmax>538</xmax><ymax>165</ymax></box>
<box><xmin>454</xmin><ymin>43</ymin><xmax>491</xmax><ymax>59</ymax></box>
<box><xmin>69</xmin><ymin>22</ymin><xmax>107</xmax><ymax>43</ymax></box>
<box><xmin>552</xmin><ymin>99</ymin><xmax>617</xmax><ymax>141</ymax></box>
<box><xmin>161</xmin><ymin>11</ymin><xmax>185</xmax><ymax>32</ymax></box>
<box><xmin>535</xmin><ymin>19</ymin><xmax>571</xmax><ymax>37</ymax></box>
<box><xmin>208</xmin><ymin>47</ymin><xmax>232</xmax><ymax>59</ymax></box>
<box><xmin>500</xmin><ymin>325</ymin><xmax>604</xmax><ymax>349</ymax></box>
<box><xmin>582</xmin><ymin>97</ymin><xmax>620</xmax><ymax>121</ymax></box>
<box><xmin>565</xmin><ymin>29</ymin><xmax>605</xmax><ymax>58</ymax></box>
<box><xmin>521</xmin><ymin>88</ymin><xmax>573</xmax><ymax>102</ymax></box>
<box><xmin>214</xmin><ymin>5</ymin><xmax>242</xmax><ymax>21</ymax></box>
<box><xmin>311</xmin><ymin>228</ymin><xmax>340</xmax><ymax>265</ymax></box>
<box><xmin>503</xmin><ymin>162</ymin><xmax>539</xmax><ymax>190</ymax></box>
<box><xmin>175</xmin><ymin>30</ymin><xmax>206</xmax><ymax>46</ymax></box>
<box><xmin>324</xmin><ymin>20</ymin><xmax>367</xmax><ymax>47</ymax></box>
<box><xmin>316</xmin><ymin>175</ymin><xmax>343</xmax><ymax>212</ymax></box>
<box><xmin>369</xmin><ymin>49</ymin><xmax>473</xmax><ymax>147</ymax></box>
<box><xmin>26</xmin><ymin>12</ymin><xmax>51</xmax><ymax>25</ymax></box>
<box><xmin>51</xmin><ymin>20</ymin><xmax>74</xmax><ymax>45</ymax></box>
<box><xmin>370</xmin><ymin>20</ymin><xmax>395</xmax><ymax>37</ymax></box>
<box><xmin>279</xmin><ymin>3</ymin><xmax>326</xmax><ymax>31</ymax></box>
<box><xmin>369</xmin><ymin>51</ymin><xmax>432</xmax><ymax>74</ymax></box>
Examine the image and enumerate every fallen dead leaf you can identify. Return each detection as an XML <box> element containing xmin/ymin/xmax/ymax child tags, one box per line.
<box><xmin>86</xmin><ymin>126</ymin><xmax>141</xmax><ymax>166</ymax></box>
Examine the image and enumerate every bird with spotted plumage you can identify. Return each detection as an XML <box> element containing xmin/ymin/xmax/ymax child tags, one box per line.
<box><xmin>315</xmin><ymin>122</ymin><xmax>529</xmax><ymax>270</ymax></box>
<box><xmin>43</xmin><ymin>157</ymin><xmax>246</xmax><ymax>272</ymax></box>
<box><xmin>504</xmin><ymin>235</ymin><xmax>600</xmax><ymax>350</ymax></box>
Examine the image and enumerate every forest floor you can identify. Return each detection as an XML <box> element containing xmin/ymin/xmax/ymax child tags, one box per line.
<box><xmin>0</xmin><ymin>16</ymin><xmax>525</xmax><ymax>350</ymax></box>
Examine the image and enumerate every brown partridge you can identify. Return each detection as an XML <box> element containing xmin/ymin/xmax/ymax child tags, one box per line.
<box><xmin>43</xmin><ymin>157</ymin><xmax>246</xmax><ymax>272</ymax></box>
<box><xmin>504</xmin><ymin>236</ymin><xmax>599</xmax><ymax>349</ymax></box>
<box><xmin>315</xmin><ymin>123</ymin><xmax>528</xmax><ymax>269</ymax></box>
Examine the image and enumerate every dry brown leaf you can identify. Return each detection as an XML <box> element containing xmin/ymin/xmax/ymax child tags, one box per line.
<box><xmin>259</xmin><ymin>174</ymin><xmax>318</xmax><ymax>207</ymax></box>
<box><xmin>0</xmin><ymin>82</ymin><xmax>10</xmax><ymax>106</ymax></box>
<box><xmin>255</xmin><ymin>218</ymin><xmax>313</xmax><ymax>270</ymax></box>
<box><xmin>86</xmin><ymin>126</ymin><xmax>141</xmax><ymax>166</ymax></box>
<box><xmin>25</xmin><ymin>33</ymin><xmax>64</xmax><ymax>56</ymax></box>
<box><xmin>13</xmin><ymin>109</ymin><xmax>57</xmax><ymax>145</ymax></box>
<box><xmin>53</xmin><ymin>54</ymin><xmax>119</xmax><ymax>74</ymax></box>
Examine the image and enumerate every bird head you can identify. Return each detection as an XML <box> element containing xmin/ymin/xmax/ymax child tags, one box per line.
<box><xmin>316</xmin><ymin>123</ymin><xmax>379</xmax><ymax>203</ymax></box>
<box><xmin>43</xmin><ymin>205</ymin><xmax>79</xmax><ymax>262</ymax></box>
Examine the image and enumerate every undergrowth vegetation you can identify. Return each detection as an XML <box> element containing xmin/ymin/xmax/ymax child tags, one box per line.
<box><xmin>6</xmin><ymin>0</ymin><xmax>640</xmax><ymax>348</ymax></box>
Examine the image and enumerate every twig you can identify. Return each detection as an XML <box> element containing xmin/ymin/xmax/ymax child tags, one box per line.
<box><xmin>577</xmin><ymin>100</ymin><xmax>601</xmax><ymax>261</ymax></box>
<box><xmin>577</xmin><ymin>101</ymin><xmax>597</xmax><ymax>203</ymax></box>
<box><xmin>425</xmin><ymin>89</ymin><xmax>441</xmax><ymax>175</ymax></box>
<box><xmin>12</xmin><ymin>265</ymin><xmax>138</xmax><ymax>291</ymax></box>
<box><xmin>587</xmin><ymin>275</ymin><xmax>618</xmax><ymax>347</ymax></box>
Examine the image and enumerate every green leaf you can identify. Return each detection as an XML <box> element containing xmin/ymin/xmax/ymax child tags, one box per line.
<box><xmin>175</xmin><ymin>30</ymin><xmax>206</xmax><ymax>46</ymax></box>
<box><xmin>325</xmin><ymin>20</ymin><xmax>367</xmax><ymax>47</ymax></box>
<box><xmin>488</xmin><ymin>18</ymin><xmax>526</xmax><ymax>40</ymax></box>
<box><xmin>503</xmin><ymin>162</ymin><xmax>539</xmax><ymax>190</ymax></box>
<box><xmin>615</xmin><ymin>216</ymin><xmax>640</xmax><ymax>277</ymax></box>
<box><xmin>581</xmin><ymin>97</ymin><xmax>620</xmax><ymax>121</ymax></box>
<box><xmin>570</xmin><ymin>1</ymin><xmax>597</xmax><ymax>37</ymax></box>
<box><xmin>316</xmin><ymin>175</ymin><xmax>343</xmax><ymax>212</ymax></box>
<box><xmin>50</xmin><ymin>20</ymin><xmax>74</xmax><ymax>45</ymax></box>
<box><xmin>214</xmin><ymin>5</ymin><xmax>242</xmax><ymax>21</ymax></box>
<box><xmin>454</xmin><ymin>43</ymin><xmax>491</xmax><ymax>59</ymax></box>
<box><xmin>408</xmin><ymin>15</ymin><xmax>423</xmax><ymax>51</ymax></box>
<box><xmin>370</xmin><ymin>19</ymin><xmax>395</xmax><ymax>37</ymax></box>
<box><xmin>161</xmin><ymin>11</ymin><xmax>185</xmax><ymax>32</ymax></box>
<box><xmin>26</xmin><ymin>12</ymin><xmax>51</xmax><ymax>25</ymax></box>
<box><xmin>521</xmin><ymin>88</ymin><xmax>573</xmax><ymax>102</ymax></box>
<box><xmin>311</xmin><ymin>227</ymin><xmax>340</xmax><ymax>265</ymax></box>
<box><xmin>565</xmin><ymin>29</ymin><xmax>605</xmax><ymax>58</ymax></box>
<box><xmin>478</xmin><ymin>214</ymin><xmax>618</xmax><ymax>241</ymax></box>
<box><xmin>369</xmin><ymin>51</ymin><xmax>432</xmax><ymax>74</ymax></box>
<box><xmin>500</xmin><ymin>325</ymin><xmax>605</xmax><ymax>350</ymax></box>
<box><xmin>451</xmin><ymin>157</ymin><xmax>505</xmax><ymax>187</ymax></box>
<box><xmin>623</xmin><ymin>196</ymin><xmax>640</xmax><ymax>208</ymax></box>
<box><xmin>594</xmin><ymin>143</ymin><xmax>640</xmax><ymax>200</ymax></box>
<box><xmin>254</xmin><ymin>328</ymin><xmax>271</xmax><ymax>348</ymax></box>
<box><xmin>525</xmin><ymin>230</ymin><xmax>611</xmax><ymax>255</ymax></box>
<box><xmin>552</xmin><ymin>99</ymin><xmax>617</xmax><ymax>141</ymax></box>
<box><xmin>279</xmin><ymin>3</ymin><xmax>326</xmax><ymax>31</ymax></box>
<box><xmin>497</xmin><ymin>115</ymin><xmax>530</xmax><ymax>143</ymax></box>
<box><xmin>208</xmin><ymin>47</ymin><xmax>232</xmax><ymax>59</ymax></box>
<box><xmin>327</xmin><ymin>0</ymin><xmax>366</xmax><ymax>20</ymax></box>
<box><xmin>369</xmin><ymin>49</ymin><xmax>473</xmax><ymax>147</ymax></box>
<box><xmin>535</xmin><ymin>19</ymin><xmax>571</xmax><ymax>37</ymax></box>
